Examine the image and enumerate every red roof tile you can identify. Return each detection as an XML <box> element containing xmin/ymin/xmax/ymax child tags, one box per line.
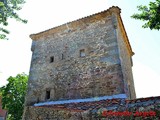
<box><xmin>0</xmin><ymin>108</ymin><xmax>7</xmax><ymax>117</ymax></box>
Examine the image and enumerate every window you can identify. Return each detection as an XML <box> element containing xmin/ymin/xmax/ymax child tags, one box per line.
<box><xmin>128</xmin><ymin>84</ymin><xmax>132</xmax><ymax>99</ymax></box>
<box><xmin>50</xmin><ymin>56</ymin><xmax>54</xmax><ymax>63</ymax></box>
<box><xmin>37</xmin><ymin>97</ymin><xmax>39</xmax><ymax>103</ymax></box>
<box><xmin>62</xmin><ymin>54</ymin><xmax>64</xmax><ymax>60</ymax></box>
<box><xmin>80</xmin><ymin>49</ymin><xmax>85</xmax><ymax>57</ymax></box>
<box><xmin>46</xmin><ymin>90</ymin><xmax>50</xmax><ymax>100</ymax></box>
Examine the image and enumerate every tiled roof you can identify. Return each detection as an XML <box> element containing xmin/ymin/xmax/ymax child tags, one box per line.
<box><xmin>0</xmin><ymin>108</ymin><xmax>7</xmax><ymax>117</ymax></box>
<box><xmin>0</xmin><ymin>96</ymin><xmax>7</xmax><ymax>118</ymax></box>
<box><xmin>30</xmin><ymin>6</ymin><xmax>121</xmax><ymax>40</ymax></box>
<box><xmin>34</xmin><ymin>94</ymin><xmax>127</xmax><ymax>106</ymax></box>
<box><xmin>34</xmin><ymin>95</ymin><xmax>160</xmax><ymax>112</ymax></box>
<box><xmin>29</xmin><ymin>95</ymin><xmax>160</xmax><ymax>119</ymax></box>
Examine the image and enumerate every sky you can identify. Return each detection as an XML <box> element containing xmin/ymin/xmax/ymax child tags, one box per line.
<box><xmin>0</xmin><ymin>0</ymin><xmax>160</xmax><ymax>98</ymax></box>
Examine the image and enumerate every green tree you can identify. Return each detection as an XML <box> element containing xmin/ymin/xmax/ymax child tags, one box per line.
<box><xmin>0</xmin><ymin>0</ymin><xmax>27</xmax><ymax>40</ymax></box>
<box><xmin>0</xmin><ymin>73</ymin><xmax>28</xmax><ymax>120</ymax></box>
<box><xmin>0</xmin><ymin>89</ymin><xmax>2</xmax><ymax>96</ymax></box>
<box><xmin>131</xmin><ymin>0</ymin><xmax>160</xmax><ymax>30</ymax></box>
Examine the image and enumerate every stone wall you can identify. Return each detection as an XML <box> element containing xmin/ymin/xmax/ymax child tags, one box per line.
<box><xmin>23</xmin><ymin>6</ymin><xmax>137</xmax><ymax>120</ymax></box>
<box><xmin>116</xmin><ymin>14</ymin><xmax>136</xmax><ymax>99</ymax></box>
<box><xmin>26</xmin><ymin>10</ymin><xmax>127</xmax><ymax>106</ymax></box>
<box><xmin>25</xmin><ymin>6</ymin><xmax>136</xmax><ymax>107</ymax></box>
<box><xmin>23</xmin><ymin>96</ymin><xmax>160</xmax><ymax>120</ymax></box>
<box><xmin>23</xmin><ymin>106</ymin><xmax>89</xmax><ymax>120</ymax></box>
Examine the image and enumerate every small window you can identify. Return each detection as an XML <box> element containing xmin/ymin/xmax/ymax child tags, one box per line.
<box><xmin>128</xmin><ymin>84</ymin><xmax>131</xmax><ymax>99</ymax></box>
<box><xmin>46</xmin><ymin>90</ymin><xmax>50</xmax><ymax>100</ymax></box>
<box><xmin>50</xmin><ymin>56</ymin><xmax>54</xmax><ymax>63</ymax></box>
<box><xmin>62</xmin><ymin>54</ymin><xmax>64</xmax><ymax>60</ymax></box>
<box><xmin>80</xmin><ymin>49</ymin><xmax>85</xmax><ymax>57</ymax></box>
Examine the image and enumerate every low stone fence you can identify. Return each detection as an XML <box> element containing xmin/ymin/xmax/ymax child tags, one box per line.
<box><xmin>23</xmin><ymin>96</ymin><xmax>160</xmax><ymax>120</ymax></box>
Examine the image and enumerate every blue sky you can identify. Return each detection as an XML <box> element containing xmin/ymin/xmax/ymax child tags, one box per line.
<box><xmin>0</xmin><ymin>0</ymin><xmax>159</xmax><ymax>98</ymax></box>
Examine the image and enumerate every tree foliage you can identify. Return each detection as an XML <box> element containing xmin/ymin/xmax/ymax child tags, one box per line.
<box><xmin>0</xmin><ymin>0</ymin><xmax>27</xmax><ymax>40</ymax></box>
<box><xmin>131</xmin><ymin>0</ymin><xmax>160</xmax><ymax>30</ymax></box>
<box><xmin>0</xmin><ymin>73</ymin><xmax>28</xmax><ymax>120</ymax></box>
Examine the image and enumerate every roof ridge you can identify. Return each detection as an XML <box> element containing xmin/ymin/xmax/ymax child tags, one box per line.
<box><xmin>30</xmin><ymin>6</ymin><xmax>121</xmax><ymax>40</ymax></box>
<box><xmin>34</xmin><ymin>94</ymin><xmax>127</xmax><ymax>106</ymax></box>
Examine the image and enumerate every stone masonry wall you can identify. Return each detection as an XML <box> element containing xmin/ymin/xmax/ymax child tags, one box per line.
<box><xmin>23</xmin><ymin>96</ymin><xmax>160</xmax><ymax>120</ymax></box>
<box><xmin>26</xmin><ymin>13</ymin><xmax>126</xmax><ymax>105</ymax></box>
<box><xmin>116</xmin><ymin>15</ymin><xmax>136</xmax><ymax>99</ymax></box>
<box><xmin>23</xmin><ymin>106</ymin><xmax>90</xmax><ymax>120</ymax></box>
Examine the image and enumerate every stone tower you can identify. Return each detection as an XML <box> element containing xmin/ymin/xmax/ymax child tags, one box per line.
<box><xmin>25</xmin><ymin>6</ymin><xmax>136</xmax><ymax>106</ymax></box>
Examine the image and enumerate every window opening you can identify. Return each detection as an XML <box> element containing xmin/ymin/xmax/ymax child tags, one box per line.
<box><xmin>128</xmin><ymin>85</ymin><xmax>131</xmax><ymax>99</ymax></box>
<box><xmin>80</xmin><ymin>49</ymin><xmax>85</xmax><ymax>57</ymax></box>
<box><xmin>46</xmin><ymin>90</ymin><xmax>50</xmax><ymax>100</ymax></box>
<box><xmin>50</xmin><ymin>56</ymin><xmax>54</xmax><ymax>63</ymax></box>
<box><xmin>62</xmin><ymin>54</ymin><xmax>64</xmax><ymax>60</ymax></box>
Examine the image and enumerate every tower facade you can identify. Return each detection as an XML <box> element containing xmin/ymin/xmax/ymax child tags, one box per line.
<box><xmin>25</xmin><ymin>6</ymin><xmax>136</xmax><ymax>106</ymax></box>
